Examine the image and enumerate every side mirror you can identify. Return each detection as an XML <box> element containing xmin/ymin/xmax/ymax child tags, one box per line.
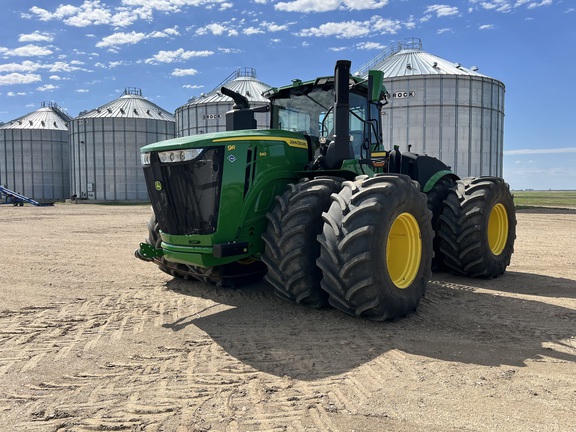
<box><xmin>368</xmin><ymin>70</ymin><xmax>384</xmax><ymax>102</ymax></box>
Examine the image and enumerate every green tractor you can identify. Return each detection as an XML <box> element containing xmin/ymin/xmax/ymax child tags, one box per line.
<box><xmin>135</xmin><ymin>60</ymin><xmax>516</xmax><ymax>321</ymax></box>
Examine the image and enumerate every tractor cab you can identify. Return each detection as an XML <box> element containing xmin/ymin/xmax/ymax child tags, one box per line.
<box><xmin>263</xmin><ymin>62</ymin><xmax>387</xmax><ymax>170</ymax></box>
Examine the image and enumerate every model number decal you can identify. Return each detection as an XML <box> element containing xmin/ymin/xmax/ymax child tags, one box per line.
<box><xmin>287</xmin><ymin>139</ymin><xmax>307</xmax><ymax>149</ymax></box>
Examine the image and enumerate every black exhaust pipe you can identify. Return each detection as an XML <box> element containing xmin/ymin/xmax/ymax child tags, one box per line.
<box><xmin>333</xmin><ymin>60</ymin><xmax>353</xmax><ymax>162</ymax></box>
<box><xmin>221</xmin><ymin>86</ymin><xmax>256</xmax><ymax>131</ymax></box>
<box><xmin>324</xmin><ymin>60</ymin><xmax>353</xmax><ymax>169</ymax></box>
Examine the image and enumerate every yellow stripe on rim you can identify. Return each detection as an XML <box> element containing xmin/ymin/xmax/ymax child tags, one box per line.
<box><xmin>488</xmin><ymin>203</ymin><xmax>508</xmax><ymax>255</ymax></box>
<box><xmin>386</xmin><ymin>212</ymin><xmax>422</xmax><ymax>289</ymax></box>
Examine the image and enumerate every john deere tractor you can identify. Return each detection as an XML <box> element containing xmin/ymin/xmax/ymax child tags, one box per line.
<box><xmin>135</xmin><ymin>60</ymin><xmax>516</xmax><ymax>321</ymax></box>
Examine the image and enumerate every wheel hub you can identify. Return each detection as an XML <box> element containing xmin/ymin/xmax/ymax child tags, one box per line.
<box><xmin>488</xmin><ymin>203</ymin><xmax>508</xmax><ymax>255</ymax></box>
<box><xmin>386</xmin><ymin>212</ymin><xmax>422</xmax><ymax>289</ymax></box>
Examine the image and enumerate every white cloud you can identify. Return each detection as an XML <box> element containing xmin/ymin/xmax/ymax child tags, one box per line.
<box><xmin>425</xmin><ymin>5</ymin><xmax>459</xmax><ymax>17</ymax></box>
<box><xmin>28</xmin><ymin>1</ymin><xmax>129</xmax><ymax>27</ymax></box>
<box><xmin>299</xmin><ymin>20</ymin><xmax>371</xmax><ymax>38</ymax></box>
<box><xmin>196</xmin><ymin>23</ymin><xmax>229</xmax><ymax>36</ymax></box>
<box><xmin>75</xmin><ymin>89</ymin><xmax>90</xmax><ymax>93</ymax></box>
<box><xmin>218</xmin><ymin>47</ymin><xmax>242</xmax><ymax>54</ymax></box>
<box><xmin>0</xmin><ymin>61</ymin><xmax>41</xmax><ymax>73</ymax></box>
<box><xmin>243</xmin><ymin>27</ymin><xmax>264</xmax><ymax>35</ymax></box>
<box><xmin>356</xmin><ymin>41</ymin><xmax>386</xmax><ymax>50</ymax></box>
<box><xmin>37</xmin><ymin>84</ymin><xmax>59</xmax><ymax>92</ymax></box>
<box><xmin>0</xmin><ymin>44</ymin><xmax>53</xmax><ymax>57</ymax></box>
<box><xmin>527</xmin><ymin>0</ymin><xmax>552</xmax><ymax>8</ymax></box>
<box><xmin>0</xmin><ymin>60</ymin><xmax>89</xmax><ymax>77</ymax></box>
<box><xmin>95</xmin><ymin>31</ymin><xmax>146</xmax><ymax>48</ymax></box>
<box><xmin>262</xmin><ymin>21</ymin><xmax>289</xmax><ymax>32</ymax></box>
<box><xmin>275</xmin><ymin>0</ymin><xmax>388</xmax><ymax>12</ymax></box>
<box><xmin>0</xmin><ymin>73</ymin><xmax>42</xmax><ymax>85</ymax></box>
<box><xmin>48</xmin><ymin>61</ymin><xmax>89</xmax><ymax>73</ymax></box>
<box><xmin>109</xmin><ymin>61</ymin><xmax>130</xmax><ymax>68</ymax></box>
<box><xmin>149</xmin><ymin>31</ymin><xmax>169</xmax><ymax>38</ymax></box>
<box><xmin>470</xmin><ymin>0</ymin><xmax>552</xmax><ymax>13</ymax></box>
<box><xmin>145</xmin><ymin>48</ymin><xmax>213</xmax><ymax>64</ymax></box>
<box><xmin>437</xmin><ymin>27</ymin><xmax>453</xmax><ymax>34</ymax></box>
<box><xmin>163</xmin><ymin>26</ymin><xmax>180</xmax><ymax>36</ymax></box>
<box><xmin>26</xmin><ymin>0</ymin><xmax>231</xmax><ymax>29</ymax></box>
<box><xmin>472</xmin><ymin>1</ymin><xmax>512</xmax><ymax>13</ymax></box>
<box><xmin>479</xmin><ymin>24</ymin><xmax>495</xmax><ymax>30</ymax></box>
<box><xmin>18</xmin><ymin>31</ymin><xmax>54</xmax><ymax>43</ymax></box>
<box><xmin>7</xmin><ymin>91</ymin><xmax>27</xmax><ymax>96</ymax></box>
<box><xmin>298</xmin><ymin>15</ymin><xmax>402</xmax><ymax>38</ymax></box>
<box><xmin>149</xmin><ymin>26</ymin><xmax>181</xmax><ymax>38</ymax></box>
<box><xmin>172</xmin><ymin>68</ymin><xmax>199</xmax><ymax>76</ymax></box>
<box><xmin>183</xmin><ymin>84</ymin><xmax>204</xmax><ymax>89</ymax></box>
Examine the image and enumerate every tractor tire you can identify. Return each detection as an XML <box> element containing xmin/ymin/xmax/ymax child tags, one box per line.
<box><xmin>262</xmin><ymin>177</ymin><xmax>343</xmax><ymax>308</ymax></box>
<box><xmin>145</xmin><ymin>214</ymin><xmax>266</xmax><ymax>286</ymax></box>
<box><xmin>317</xmin><ymin>174</ymin><xmax>433</xmax><ymax>321</ymax></box>
<box><xmin>426</xmin><ymin>176</ymin><xmax>456</xmax><ymax>271</ymax></box>
<box><xmin>438</xmin><ymin>177</ymin><xmax>516</xmax><ymax>278</ymax></box>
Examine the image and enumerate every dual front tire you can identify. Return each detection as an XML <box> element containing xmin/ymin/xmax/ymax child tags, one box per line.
<box><xmin>264</xmin><ymin>174</ymin><xmax>434</xmax><ymax>321</ymax></box>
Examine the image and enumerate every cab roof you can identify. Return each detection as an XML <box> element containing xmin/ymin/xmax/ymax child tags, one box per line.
<box><xmin>263</xmin><ymin>74</ymin><xmax>373</xmax><ymax>100</ymax></box>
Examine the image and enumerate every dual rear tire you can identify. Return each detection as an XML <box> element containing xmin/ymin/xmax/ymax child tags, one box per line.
<box><xmin>437</xmin><ymin>177</ymin><xmax>516</xmax><ymax>278</ymax></box>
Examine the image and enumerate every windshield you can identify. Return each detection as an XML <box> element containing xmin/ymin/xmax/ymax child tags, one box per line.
<box><xmin>271</xmin><ymin>87</ymin><xmax>333</xmax><ymax>137</ymax></box>
<box><xmin>270</xmin><ymin>84</ymin><xmax>378</xmax><ymax>158</ymax></box>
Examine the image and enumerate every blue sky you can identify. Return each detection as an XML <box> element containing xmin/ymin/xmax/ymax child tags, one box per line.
<box><xmin>1</xmin><ymin>0</ymin><xmax>575</xmax><ymax>190</ymax></box>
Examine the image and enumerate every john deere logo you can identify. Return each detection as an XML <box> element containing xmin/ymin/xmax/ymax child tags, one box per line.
<box><xmin>154</xmin><ymin>181</ymin><xmax>162</xmax><ymax>191</ymax></box>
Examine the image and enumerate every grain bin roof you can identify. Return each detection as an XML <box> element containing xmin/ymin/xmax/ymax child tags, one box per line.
<box><xmin>76</xmin><ymin>88</ymin><xmax>175</xmax><ymax>121</ymax></box>
<box><xmin>0</xmin><ymin>102</ymin><xmax>71</xmax><ymax>130</ymax></box>
<box><xmin>183</xmin><ymin>67</ymin><xmax>271</xmax><ymax>106</ymax></box>
<box><xmin>355</xmin><ymin>38</ymin><xmax>488</xmax><ymax>78</ymax></box>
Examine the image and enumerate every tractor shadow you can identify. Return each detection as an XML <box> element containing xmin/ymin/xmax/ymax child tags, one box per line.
<box><xmin>163</xmin><ymin>271</ymin><xmax>576</xmax><ymax>381</ymax></box>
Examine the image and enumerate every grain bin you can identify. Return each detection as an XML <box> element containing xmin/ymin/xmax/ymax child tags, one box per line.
<box><xmin>357</xmin><ymin>38</ymin><xmax>505</xmax><ymax>178</ymax></box>
<box><xmin>69</xmin><ymin>88</ymin><xmax>175</xmax><ymax>201</ymax></box>
<box><xmin>0</xmin><ymin>102</ymin><xmax>71</xmax><ymax>201</ymax></box>
<box><xmin>176</xmin><ymin>67</ymin><xmax>271</xmax><ymax>137</ymax></box>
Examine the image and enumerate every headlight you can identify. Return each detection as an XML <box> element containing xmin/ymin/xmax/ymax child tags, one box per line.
<box><xmin>140</xmin><ymin>152</ymin><xmax>151</xmax><ymax>166</ymax></box>
<box><xmin>158</xmin><ymin>148</ymin><xmax>204</xmax><ymax>164</ymax></box>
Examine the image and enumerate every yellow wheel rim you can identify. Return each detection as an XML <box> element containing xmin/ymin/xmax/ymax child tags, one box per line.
<box><xmin>386</xmin><ymin>212</ymin><xmax>422</xmax><ymax>289</ymax></box>
<box><xmin>488</xmin><ymin>203</ymin><xmax>508</xmax><ymax>256</ymax></box>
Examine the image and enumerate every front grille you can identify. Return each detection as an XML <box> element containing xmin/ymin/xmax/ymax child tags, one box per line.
<box><xmin>143</xmin><ymin>147</ymin><xmax>224</xmax><ymax>235</ymax></box>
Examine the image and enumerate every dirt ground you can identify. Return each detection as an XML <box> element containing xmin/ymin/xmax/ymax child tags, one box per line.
<box><xmin>0</xmin><ymin>202</ymin><xmax>575</xmax><ymax>432</ymax></box>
